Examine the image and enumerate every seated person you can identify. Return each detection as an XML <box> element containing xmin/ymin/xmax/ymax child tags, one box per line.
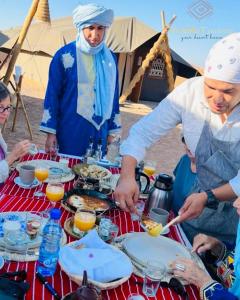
<box><xmin>171</xmin><ymin>197</ymin><xmax>240</xmax><ymax>300</ymax></box>
<box><xmin>0</xmin><ymin>82</ymin><xmax>31</xmax><ymax>184</ymax></box>
<box><xmin>172</xmin><ymin>136</ymin><xmax>197</xmax><ymax>214</ymax></box>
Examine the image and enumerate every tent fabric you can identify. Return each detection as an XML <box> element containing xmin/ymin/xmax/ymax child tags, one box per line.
<box><xmin>0</xmin><ymin>16</ymin><xmax>199</xmax><ymax>99</ymax></box>
<box><xmin>1</xmin><ymin>16</ymin><xmax>157</xmax><ymax>56</ymax></box>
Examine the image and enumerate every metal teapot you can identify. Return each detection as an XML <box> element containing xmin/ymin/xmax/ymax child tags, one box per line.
<box><xmin>145</xmin><ymin>173</ymin><xmax>173</xmax><ymax>214</ymax></box>
<box><xmin>62</xmin><ymin>270</ymin><xmax>102</xmax><ymax>300</ymax></box>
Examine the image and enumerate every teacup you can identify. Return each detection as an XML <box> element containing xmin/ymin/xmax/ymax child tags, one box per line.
<box><xmin>19</xmin><ymin>165</ymin><xmax>35</xmax><ymax>185</ymax></box>
<box><xmin>149</xmin><ymin>208</ymin><xmax>169</xmax><ymax>226</ymax></box>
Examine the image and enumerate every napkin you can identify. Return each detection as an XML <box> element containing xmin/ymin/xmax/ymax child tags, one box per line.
<box><xmin>59</xmin><ymin>229</ymin><xmax>132</xmax><ymax>283</ymax></box>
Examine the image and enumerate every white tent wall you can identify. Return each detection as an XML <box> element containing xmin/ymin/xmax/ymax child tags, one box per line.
<box><xmin>0</xmin><ymin>51</ymin><xmax>51</xmax><ymax>98</ymax></box>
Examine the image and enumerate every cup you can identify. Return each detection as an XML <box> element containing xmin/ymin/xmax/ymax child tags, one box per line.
<box><xmin>19</xmin><ymin>165</ymin><xmax>35</xmax><ymax>185</ymax></box>
<box><xmin>98</xmin><ymin>217</ymin><xmax>112</xmax><ymax>241</ymax></box>
<box><xmin>143</xmin><ymin>160</ymin><xmax>157</xmax><ymax>177</ymax></box>
<box><xmin>149</xmin><ymin>208</ymin><xmax>169</xmax><ymax>226</ymax></box>
<box><xmin>29</xmin><ymin>143</ymin><xmax>38</xmax><ymax>155</ymax></box>
<box><xmin>131</xmin><ymin>200</ymin><xmax>145</xmax><ymax>221</ymax></box>
<box><xmin>143</xmin><ymin>260</ymin><xmax>166</xmax><ymax>297</ymax></box>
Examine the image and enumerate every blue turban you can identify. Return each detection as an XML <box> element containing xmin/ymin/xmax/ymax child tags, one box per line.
<box><xmin>73</xmin><ymin>3</ymin><xmax>114</xmax><ymax>30</ymax></box>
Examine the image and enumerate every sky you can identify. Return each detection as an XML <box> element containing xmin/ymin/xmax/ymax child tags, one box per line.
<box><xmin>1</xmin><ymin>0</ymin><xmax>240</xmax><ymax>67</ymax></box>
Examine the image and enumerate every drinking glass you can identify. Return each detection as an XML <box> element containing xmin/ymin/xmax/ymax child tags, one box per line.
<box><xmin>109</xmin><ymin>223</ymin><xmax>119</xmax><ymax>242</ymax></box>
<box><xmin>26</xmin><ymin>211</ymin><xmax>43</xmax><ymax>240</ymax></box>
<box><xmin>46</xmin><ymin>182</ymin><xmax>64</xmax><ymax>207</ymax></box>
<box><xmin>34</xmin><ymin>166</ymin><xmax>49</xmax><ymax>197</ymax></box>
<box><xmin>50</xmin><ymin>144</ymin><xmax>59</xmax><ymax>161</ymax></box>
<box><xmin>143</xmin><ymin>160</ymin><xmax>156</xmax><ymax>177</ymax></box>
<box><xmin>130</xmin><ymin>200</ymin><xmax>145</xmax><ymax>221</ymax></box>
<box><xmin>143</xmin><ymin>260</ymin><xmax>166</xmax><ymax>297</ymax></box>
<box><xmin>73</xmin><ymin>209</ymin><xmax>96</xmax><ymax>237</ymax></box>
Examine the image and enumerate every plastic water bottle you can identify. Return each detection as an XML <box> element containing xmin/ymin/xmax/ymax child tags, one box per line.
<box><xmin>37</xmin><ymin>208</ymin><xmax>62</xmax><ymax>276</ymax></box>
<box><xmin>107</xmin><ymin>136</ymin><xmax>120</xmax><ymax>163</ymax></box>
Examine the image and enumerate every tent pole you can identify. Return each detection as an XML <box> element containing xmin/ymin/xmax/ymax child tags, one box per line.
<box><xmin>3</xmin><ymin>0</ymin><xmax>40</xmax><ymax>85</ymax></box>
<box><xmin>160</xmin><ymin>11</ymin><xmax>175</xmax><ymax>92</ymax></box>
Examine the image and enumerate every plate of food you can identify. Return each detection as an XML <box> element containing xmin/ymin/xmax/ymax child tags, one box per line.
<box><xmin>62</xmin><ymin>189</ymin><xmax>116</xmax><ymax>213</ymax></box>
<box><xmin>16</xmin><ymin>160</ymin><xmax>75</xmax><ymax>183</ymax></box>
<box><xmin>72</xmin><ymin>163</ymin><xmax>112</xmax><ymax>180</ymax></box>
<box><xmin>141</xmin><ymin>214</ymin><xmax>170</xmax><ymax>235</ymax></box>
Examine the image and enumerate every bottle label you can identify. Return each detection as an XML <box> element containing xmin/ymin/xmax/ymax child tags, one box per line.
<box><xmin>43</xmin><ymin>257</ymin><xmax>58</xmax><ymax>267</ymax></box>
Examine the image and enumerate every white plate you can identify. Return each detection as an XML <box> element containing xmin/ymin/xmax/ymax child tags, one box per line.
<box><xmin>140</xmin><ymin>222</ymin><xmax>170</xmax><ymax>235</ymax></box>
<box><xmin>16</xmin><ymin>160</ymin><xmax>75</xmax><ymax>183</ymax></box>
<box><xmin>96</xmin><ymin>159</ymin><xmax>119</xmax><ymax>168</ymax></box>
<box><xmin>14</xmin><ymin>177</ymin><xmax>40</xmax><ymax>189</ymax></box>
<box><xmin>0</xmin><ymin>211</ymin><xmax>67</xmax><ymax>261</ymax></box>
<box><xmin>123</xmin><ymin>232</ymin><xmax>191</xmax><ymax>269</ymax></box>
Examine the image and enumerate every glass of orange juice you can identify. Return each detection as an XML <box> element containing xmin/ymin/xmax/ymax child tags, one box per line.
<box><xmin>143</xmin><ymin>160</ymin><xmax>157</xmax><ymax>177</ymax></box>
<box><xmin>34</xmin><ymin>166</ymin><xmax>49</xmax><ymax>197</ymax></box>
<box><xmin>46</xmin><ymin>183</ymin><xmax>64</xmax><ymax>206</ymax></box>
<box><xmin>73</xmin><ymin>209</ymin><xmax>96</xmax><ymax>237</ymax></box>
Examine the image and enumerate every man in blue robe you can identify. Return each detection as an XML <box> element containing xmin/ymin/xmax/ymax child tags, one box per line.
<box><xmin>40</xmin><ymin>3</ymin><xmax>121</xmax><ymax>157</ymax></box>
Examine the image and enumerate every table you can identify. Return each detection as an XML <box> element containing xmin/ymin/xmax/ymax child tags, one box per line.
<box><xmin>0</xmin><ymin>153</ymin><xmax>200</xmax><ymax>300</ymax></box>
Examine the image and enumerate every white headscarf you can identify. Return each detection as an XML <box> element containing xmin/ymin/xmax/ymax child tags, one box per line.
<box><xmin>204</xmin><ymin>32</ymin><xmax>240</xmax><ymax>83</ymax></box>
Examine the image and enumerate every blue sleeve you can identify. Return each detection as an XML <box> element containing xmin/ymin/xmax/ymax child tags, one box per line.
<box><xmin>108</xmin><ymin>53</ymin><xmax>121</xmax><ymax>135</ymax></box>
<box><xmin>40</xmin><ymin>49</ymin><xmax>65</xmax><ymax>134</ymax></box>
<box><xmin>202</xmin><ymin>282</ymin><xmax>238</xmax><ymax>300</ymax></box>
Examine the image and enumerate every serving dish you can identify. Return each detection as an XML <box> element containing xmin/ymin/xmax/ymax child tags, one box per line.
<box><xmin>72</xmin><ymin>164</ymin><xmax>112</xmax><ymax>181</ymax></box>
<box><xmin>62</xmin><ymin>189</ymin><xmax>116</xmax><ymax>213</ymax></box>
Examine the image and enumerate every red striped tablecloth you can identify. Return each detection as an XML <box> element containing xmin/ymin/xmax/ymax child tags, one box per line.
<box><xmin>0</xmin><ymin>154</ymin><xmax>200</xmax><ymax>300</ymax></box>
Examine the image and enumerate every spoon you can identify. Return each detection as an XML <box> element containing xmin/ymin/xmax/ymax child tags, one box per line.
<box><xmin>160</xmin><ymin>215</ymin><xmax>181</xmax><ymax>234</ymax></box>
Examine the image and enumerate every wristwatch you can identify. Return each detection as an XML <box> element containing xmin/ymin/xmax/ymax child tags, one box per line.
<box><xmin>204</xmin><ymin>189</ymin><xmax>219</xmax><ymax>209</ymax></box>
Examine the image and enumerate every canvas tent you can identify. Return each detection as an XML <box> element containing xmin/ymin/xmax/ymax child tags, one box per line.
<box><xmin>0</xmin><ymin>16</ymin><xmax>198</xmax><ymax>100</ymax></box>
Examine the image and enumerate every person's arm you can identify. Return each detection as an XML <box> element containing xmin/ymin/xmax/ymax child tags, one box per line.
<box><xmin>39</xmin><ymin>48</ymin><xmax>65</xmax><ymax>151</ymax></box>
<box><xmin>115</xmin><ymin>84</ymin><xmax>186</xmax><ymax>212</ymax></box>
<box><xmin>171</xmin><ymin>258</ymin><xmax>238</xmax><ymax>299</ymax></box>
<box><xmin>178</xmin><ymin>183</ymin><xmax>237</xmax><ymax>222</ymax></box>
<box><xmin>114</xmin><ymin>155</ymin><xmax>139</xmax><ymax>212</ymax></box>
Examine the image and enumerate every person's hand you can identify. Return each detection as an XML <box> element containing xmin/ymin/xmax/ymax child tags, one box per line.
<box><xmin>178</xmin><ymin>192</ymin><xmax>207</xmax><ymax>222</ymax></box>
<box><xmin>45</xmin><ymin>133</ymin><xmax>57</xmax><ymax>153</ymax></box>
<box><xmin>114</xmin><ymin>176</ymin><xmax>139</xmax><ymax>213</ymax></box>
<box><xmin>192</xmin><ymin>233</ymin><xmax>222</xmax><ymax>255</ymax></box>
<box><xmin>170</xmin><ymin>258</ymin><xmax>212</xmax><ymax>288</ymax></box>
<box><xmin>6</xmin><ymin>140</ymin><xmax>31</xmax><ymax>165</ymax></box>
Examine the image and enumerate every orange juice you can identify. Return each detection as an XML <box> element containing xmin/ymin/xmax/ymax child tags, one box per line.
<box><xmin>35</xmin><ymin>168</ymin><xmax>49</xmax><ymax>182</ymax></box>
<box><xmin>74</xmin><ymin>211</ymin><xmax>96</xmax><ymax>231</ymax></box>
<box><xmin>143</xmin><ymin>166</ymin><xmax>156</xmax><ymax>177</ymax></box>
<box><xmin>46</xmin><ymin>185</ymin><xmax>64</xmax><ymax>202</ymax></box>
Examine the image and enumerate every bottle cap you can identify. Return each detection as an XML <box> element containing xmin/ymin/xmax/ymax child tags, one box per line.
<box><xmin>50</xmin><ymin>208</ymin><xmax>61</xmax><ymax>220</ymax></box>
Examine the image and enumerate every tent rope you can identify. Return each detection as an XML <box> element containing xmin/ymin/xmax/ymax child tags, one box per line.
<box><xmin>119</xmin><ymin>15</ymin><xmax>176</xmax><ymax>104</ymax></box>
